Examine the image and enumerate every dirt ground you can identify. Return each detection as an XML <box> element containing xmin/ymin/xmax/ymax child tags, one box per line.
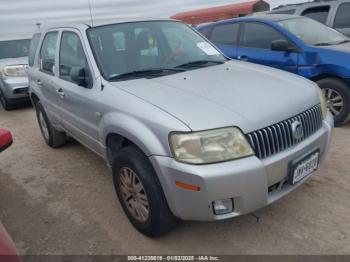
<box><xmin>0</xmin><ymin>105</ymin><xmax>349</xmax><ymax>255</ymax></box>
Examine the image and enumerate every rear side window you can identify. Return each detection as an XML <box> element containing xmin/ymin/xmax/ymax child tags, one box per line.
<box><xmin>210</xmin><ymin>23</ymin><xmax>240</xmax><ymax>45</ymax></box>
<box><xmin>334</xmin><ymin>3</ymin><xmax>350</xmax><ymax>29</ymax></box>
<box><xmin>301</xmin><ymin>6</ymin><xmax>330</xmax><ymax>24</ymax></box>
<box><xmin>271</xmin><ymin>9</ymin><xmax>296</xmax><ymax>15</ymax></box>
<box><xmin>40</xmin><ymin>32</ymin><xmax>58</xmax><ymax>75</ymax></box>
<box><xmin>29</xmin><ymin>33</ymin><xmax>41</xmax><ymax>66</ymax></box>
<box><xmin>59</xmin><ymin>31</ymin><xmax>89</xmax><ymax>83</ymax></box>
<box><xmin>242</xmin><ymin>22</ymin><xmax>289</xmax><ymax>50</ymax></box>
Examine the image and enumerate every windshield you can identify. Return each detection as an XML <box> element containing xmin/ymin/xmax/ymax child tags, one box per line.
<box><xmin>279</xmin><ymin>17</ymin><xmax>349</xmax><ymax>46</ymax></box>
<box><xmin>0</xmin><ymin>39</ymin><xmax>30</xmax><ymax>59</ymax></box>
<box><xmin>87</xmin><ymin>21</ymin><xmax>226</xmax><ymax>81</ymax></box>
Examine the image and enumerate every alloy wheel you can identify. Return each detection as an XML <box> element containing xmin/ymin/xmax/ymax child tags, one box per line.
<box><xmin>323</xmin><ymin>88</ymin><xmax>344</xmax><ymax>117</ymax></box>
<box><xmin>119</xmin><ymin>167</ymin><xmax>150</xmax><ymax>223</ymax></box>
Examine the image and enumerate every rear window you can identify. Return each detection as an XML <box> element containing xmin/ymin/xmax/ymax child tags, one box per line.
<box><xmin>198</xmin><ymin>27</ymin><xmax>212</xmax><ymax>38</ymax></box>
<box><xmin>29</xmin><ymin>33</ymin><xmax>41</xmax><ymax>66</ymax></box>
<box><xmin>301</xmin><ymin>6</ymin><xmax>330</xmax><ymax>24</ymax></box>
<box><xmin>334</xmin><ymin>3</ymin><xmax>350</xmax><ymax>29</ymax></box>
<box><xmin>210</xmin><ymin>23</ymin><xmax>240</xmax><ymax>45</ymax></box>
<box><xmin>0</xmin><ymin>39</ymin><xmax>30</xmax><ymax>59</ymax></box>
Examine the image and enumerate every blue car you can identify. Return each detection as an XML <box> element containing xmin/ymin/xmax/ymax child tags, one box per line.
<box><xmin>197</xmin><ymin>15</ymin><xmax>350</xmax><ymax>125</ymax></box>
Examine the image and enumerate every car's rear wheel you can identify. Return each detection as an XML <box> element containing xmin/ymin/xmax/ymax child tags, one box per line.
<box><xmin>35</xmin><ymin>101</ymin><xmax>67</xmax><ymax>148</ymax></box>
<box><xmin>317</xmin><ymin>78</ymin><xmax>350</xmax><ymax>126</ymax></box>
<box><xmin>112</xmin><ymin>145</ymin><xmax>177</xmax><ymax>237</ymax></box>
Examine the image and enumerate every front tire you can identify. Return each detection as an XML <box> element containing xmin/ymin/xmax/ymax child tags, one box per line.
<box><xmin>0</xmin><ymin>90</ymin><xmax>14</xmax><ymax>111</ymax></box>
<box><xmin>35</xmin><ymin>101</ymin><xmax>67</xmax><ymax>148</ymax></box>
<box><xmin>112</xmin><ymin>145</ymin><xmax>177</xmax><ymax>237</ymax></box>
<box><xmin>317</xmin><ymin>78</ymin><xmax>350</xmax><ymax>126</ymax></box>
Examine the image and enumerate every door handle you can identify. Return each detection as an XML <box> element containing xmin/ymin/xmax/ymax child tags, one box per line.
<box><xmin>237</xmin><ymin>56</ymin><xmax>249</xmax><ymax>61</ymax></box>
<box><xmin>56</xmin><ymin>88</ymin><xmax>65</xmax><ymax>98</ymax></box>
<box><xmin>37</xmin><ymin>79</ymin><xmax>43</xmax><ymax>86</ymax></box>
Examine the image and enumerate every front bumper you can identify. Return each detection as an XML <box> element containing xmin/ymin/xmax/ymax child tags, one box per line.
<box><xmin>0</xmin><ymin>76</ymin><xmax>29</xmax><ymax>100</ymax></box>
<box><xmin>150</xmin><ymin>112</ymin><xmax>333</xmax><ymax>221</ymax></box>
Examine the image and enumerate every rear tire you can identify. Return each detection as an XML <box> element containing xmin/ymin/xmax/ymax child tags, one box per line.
<box><xmin>317</xmin><ymin>78</ymin><xmax>350</xmax><ymax>126</ymax></box>
<box><xmin>35</xmin><ymin>101</ymin><xmax>67</xmax><ymax>148</ymax></box>
<box><xmin>112</xmin><ymin>145</ymin><xmax>177</xmax><ymax>237</ymax></box>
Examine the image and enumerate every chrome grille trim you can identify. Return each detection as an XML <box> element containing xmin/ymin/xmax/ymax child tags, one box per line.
<box><xmin>246</xmin><ymin>105</ymin><xmax>323</xmax><ymax>159</ymax></box>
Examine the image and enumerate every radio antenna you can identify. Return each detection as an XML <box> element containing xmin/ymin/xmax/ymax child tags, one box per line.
<box><xmin>87</xmin><ymin>0</ymin><xmax>94</xmax><ymax>26</ymax></box>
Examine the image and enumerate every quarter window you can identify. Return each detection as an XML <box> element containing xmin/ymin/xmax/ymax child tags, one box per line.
<box><xmin>210</xmin><ymin>23</ymin><xmax>240</xmax><ymax>45</ymax></box>
<box><xmin>301</xmin><ymin>6</ymin><xmax>330</xmax><ymax>24</ymax></box>
<box><xmin>334</xmin><ymin>3</ymin><xmax>350</xmax><ymax>29</ymax></box>
<box><xmin>29</xmin><ymin>33</ymin><xmax>41</xmax><ymax>66</ymax></box>
<box><xmin>40</xmin><ymin>32</ymin><xmax>58</xmax><ymax>75</ymax></box>
<box><xmin>242</xmin><ymin>23</ymin><xmax>290</xmax><ymax>50</ymax></box>
<box><xmin>59</xmin><ymin>32</ymin><xmax>88</xmax><ymax>83</ymax></box>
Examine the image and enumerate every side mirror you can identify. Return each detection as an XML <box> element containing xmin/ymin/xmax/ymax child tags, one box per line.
<box><xmin>70</xmin><ymin>67</ymin><xmax>90</xmax><ymax>88</ymax></box>
<box><xmin>0</xmin><ymin>128</ymin><xmax>13</xmax><ymax>153</ymax></box>
<box><xmin>271</xmin><ymin>40</ymin><xmax>297</xmax><ymax>52</ymax></box>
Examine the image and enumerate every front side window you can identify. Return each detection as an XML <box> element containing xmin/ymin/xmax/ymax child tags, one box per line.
<box><xmin>210</xmin><ymin>23</ymin><xmax>240</xmax><ymax>45</ymax></box>
<box><xmin>301</xmin><ymin>6</ymin><xmax>330</xmax><ymax>24</ymax></box>
<box><xmin>29</xmin><ymin>33</ymin><xmax>41</xmax><ymax>66</ymax></box>
<box><xmin>242</xmin><ymin>22</ymin><xmax>290</xmax><ymax>50</ymax></box>
<box><xmin>0</xmin><ymin>39</ymin><xmax>30</xmax><ymax>59</ymax></box>
<box><xmin>87</xmin><ymin>21</ymin><xmax>226</xmax><ymax>81</ymax></box>
<box><xmin>40</xmin><ymin>32</ymin><xmax>58</xmax><ymax>75</ymax></box>
<box><xmin>59</xmin><ymin>31</ymin><xmax>88</xmax><ymax>83</ymax></box>
<box><xmin>279</xmin><ymin>17</ymin><xmax>348</xmax><ymax>46</ymax></box>
<box><xmin>334</xmin><ymin>3</ymin><xmax>350</xmax><ymax>29</ymax></box>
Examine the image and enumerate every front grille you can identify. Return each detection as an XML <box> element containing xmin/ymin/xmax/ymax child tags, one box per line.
<box><xmin>246</xmin><ymin>105</ymin><xmax>323</xmax><ymax>159</ymax></box>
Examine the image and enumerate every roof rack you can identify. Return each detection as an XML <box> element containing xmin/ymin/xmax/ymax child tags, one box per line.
<box><xmin>273</xmin><ymin>0</ymin><xmax>335</xmax><ymax>10</ymax></box>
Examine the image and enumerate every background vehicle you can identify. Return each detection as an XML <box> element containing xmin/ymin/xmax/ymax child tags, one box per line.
<box><xmin>28</xmin><ymin>19</ymin><xmax>332</xmax><ymax>237</ymax></box>
<box><xmin>268</xmin><ymin>0</ymin><xmax>350</xmax><ymax>37</ymax></box>
<box><xmin>0</xmin><ymin>39</ymin><xmax>31</xmax><ymax>110</ymax></box>
<box><xmin>0</xmin><ymin>128</ymin><xmax>12</xmax><ymax>152</ymax></box>
<box><xmin>197</xmin><ymin>15</ymin><xmax>350</xmax><ymax>125</ymax></box>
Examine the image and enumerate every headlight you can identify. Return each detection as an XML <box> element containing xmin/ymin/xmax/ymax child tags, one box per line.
<box><xmin>169</xmin><ymin>127</ymin><xmax>254</xmax><ymax>164</ymax></box>
<box><xmin>2</xmin><ymin>65</ymin><xmax>27</xmax><ymax>77</ymax></box>
<box><xmin>319</xmin><ymin>89</ymin><xmax>328</xmax><ymax>120</ymax></box>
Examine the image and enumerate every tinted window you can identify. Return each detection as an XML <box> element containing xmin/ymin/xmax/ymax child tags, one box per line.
<box><xmin>271</xmin><ymin>9</ymin><xmax>296</xmax><ymax>15</ymax></box>
<box><xmin>302</xmin><ymin>6</ymin><xmax>330</xmax><ymax>24</ymax></box>
<box><xmin>59</xmin><ymin>32</ymin><xmax>88</xmax><ymax>83</ymax></box>
<box><xmin>40</xmin><ymin>32</ymin><xmax>58</xmax><ymax>74</ymax></box>
<box><xmin>210</xmin><ymin>23</ymin><xmax>240</xmax><ymax>45</ymax></box>
<box><xmin>242</xmin><ymin>23</ymin><xmax>289</xmax><ymax>49</ymax></box>
<box><xmin>198</xmin><ymin>27</ymin><xmax>212</xmax><ymax>38</ymax></box>
<box><xmin>29</xmin><ymin>33</ymin><xmax>41</xmax><ymax>66</ymax></box>
<box><xmin>0</xmin><ymin>39</ymin><xmax>30</xmax><ymax>59</ymax></box>
<box><xmin>334</xmin><ymin>3</ymin><xmax>350</xmax><ymax>29</ymax></box>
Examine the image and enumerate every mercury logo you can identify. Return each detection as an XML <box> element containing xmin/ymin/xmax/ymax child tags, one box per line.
<box><xmin>291</xmin><ymin>120</ymin><xmax>304</xmax><ymax>140</ymax></box>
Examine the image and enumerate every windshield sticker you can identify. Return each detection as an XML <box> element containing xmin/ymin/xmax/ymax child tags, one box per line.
<box><xmin>197</xmin><ymin>42</ymin><xmax>220</xmax><ymax>56</ymax></box>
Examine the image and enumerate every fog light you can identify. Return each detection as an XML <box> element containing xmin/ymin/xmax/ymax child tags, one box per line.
<box><xmin>212</xmin><ymin>199</ymin><xmax>233</xmax><ymax>215</ymax></box>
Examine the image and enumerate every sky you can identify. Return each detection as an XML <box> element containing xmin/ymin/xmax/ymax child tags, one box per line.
<box><xmin>0</xmin><ymin>0</ymin><xmax>310</xmax><ymax>40</ymax></box>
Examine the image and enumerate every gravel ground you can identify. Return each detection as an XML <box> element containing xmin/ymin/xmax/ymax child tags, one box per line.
<box><xmin>0</xmin><ymin>105</ymin><xmax>349</xmax><ymax>255</ymax></box>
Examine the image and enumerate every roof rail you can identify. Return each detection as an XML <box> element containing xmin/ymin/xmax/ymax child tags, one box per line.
<box><xmin>273</xmin><ymin>0</ymin><xmax>335</xmax><ymax>10</ymax></box>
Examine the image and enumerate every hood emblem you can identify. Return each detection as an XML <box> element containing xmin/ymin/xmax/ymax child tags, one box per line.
<box><xmin>291</xmin><ymin>120</ymin><xmax>304</xmax><ymax>140</ymax></box>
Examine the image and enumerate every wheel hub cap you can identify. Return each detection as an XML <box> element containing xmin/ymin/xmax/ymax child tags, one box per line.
<box><xmin>324</xmin><ymin>88</ymin><xmax>343</xmax><ymax>117</ymax></box>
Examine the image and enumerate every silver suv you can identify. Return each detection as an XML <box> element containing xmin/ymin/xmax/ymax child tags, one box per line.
<box><xmin>268</xmin><ymin>0</ymin><xmax>350</xmax><ymax>37</ymax></box>
<box><xmin>0</xmin><ymin>39</ymin><xmax>31</xmax><ymax>110</ymax></box>
<box><xmin>28</xmin><ymin>19</ymin><xmax>333</xmax><ymax>237</ymax></box>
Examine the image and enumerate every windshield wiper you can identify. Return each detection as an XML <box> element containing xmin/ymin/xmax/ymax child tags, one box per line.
<box><xmin>314</xmin><ymin>42</ymin><xmax>333</xmax><ymax>46</ymax></box>
<box><xmin>109</xmin><ymin>68</ymin><xmax>185</xmax><ymax>81</ymax></box>
<box><xmin>175</xmin><ymin>60</ymin><xmax>225</xmax><ymax>69</ymax></box>
<box><xmin>336</xmin><ymin>39</ymin><xmax>350</xmax><ymax>45</ymax></box>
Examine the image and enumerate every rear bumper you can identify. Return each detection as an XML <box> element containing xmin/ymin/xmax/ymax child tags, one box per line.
<box><xmin>150</xmin><ymin>112</ymin><xmax>333</xmax><ymax>221</ymax></box>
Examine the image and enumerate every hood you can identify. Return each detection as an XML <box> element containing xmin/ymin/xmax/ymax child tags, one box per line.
<box><xmin>111</xmin><ymin>60</ymin><xmax>320</xmax><ymax>133</ymax></box>
<box><xmin>0</xmin><ymin>56</ymin><xmax>28</xmax><ymax>69</ymax></box>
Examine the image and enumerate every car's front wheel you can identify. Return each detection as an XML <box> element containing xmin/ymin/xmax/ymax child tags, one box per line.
<box><xmin>0</xmin><ymin>90</ymin><xmax>14</xmax><ymax>111</ymax></box>
<box><xmin>317</xmin><ymin>78</ymin><xmax>350</xmax><ymax>126</ymax></box>
<box><xmin>112</xmin><ymin>145</ymin><xmax>177</xmax><ymax>237</ymax></box>
<box><xmin>35</xmin><ymin>101</ymin><xmax>67</xmax><ymax>148</ymax></box>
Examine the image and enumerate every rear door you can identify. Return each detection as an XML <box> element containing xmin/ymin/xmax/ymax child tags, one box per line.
<box><xmin>332</xmin><ymin>2</ymin><xmax>350</xmax><ymax>37</ymax></box>
<box><xmin>236</xmin><ymin>22</ymin><xmax>299</xmax><ymax>74</ymax></box>
<box><xmin>206</xmin><ymin>22</ymin><xmax>241</xmax><ymax>59</ymax></box>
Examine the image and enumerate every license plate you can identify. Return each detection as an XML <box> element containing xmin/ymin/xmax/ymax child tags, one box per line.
<box><xmin>289</xmin><ymin>151</ymin><xmax>320</xmax><ymax>185</ymax></box>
